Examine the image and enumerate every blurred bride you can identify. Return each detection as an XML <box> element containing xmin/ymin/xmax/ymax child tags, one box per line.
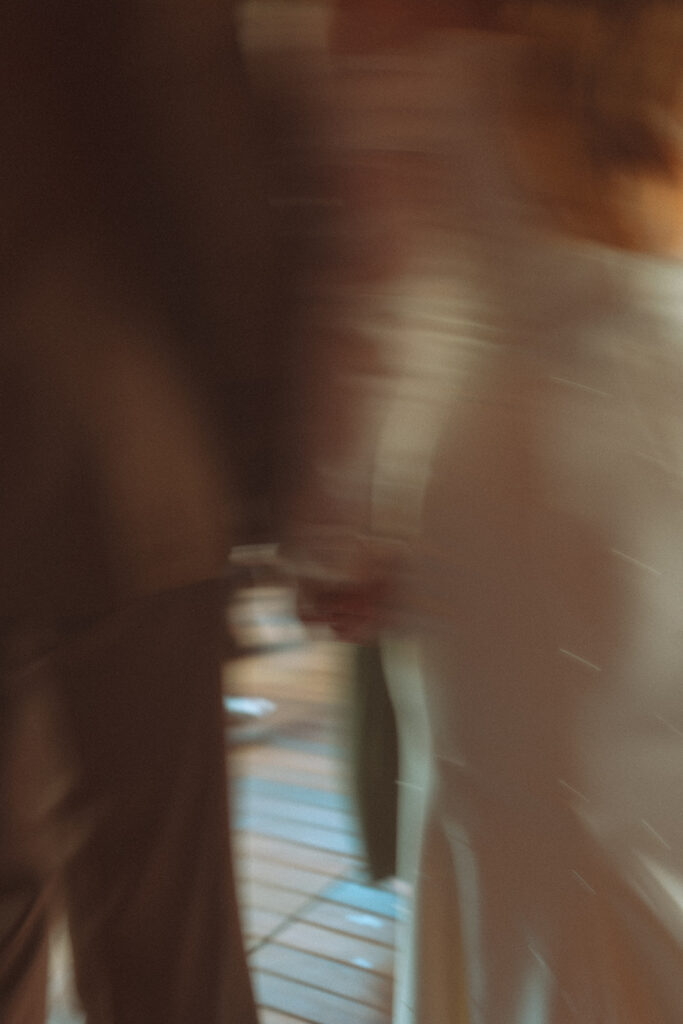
<box><xmin>291</xmin><ymin>0</ymin><xmax>683</xmax><ymax>1020</ymax></box>
<box><xmin>405</xmin><ymin>1</ymin><xmax>683</xmax><ymax>1020</ymax></box>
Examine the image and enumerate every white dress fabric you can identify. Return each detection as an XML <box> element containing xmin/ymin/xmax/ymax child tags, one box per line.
<box><xmin>397</xmin><ymin>34</ymin><xmax>683</xmax><ymax>1024</ymax></box>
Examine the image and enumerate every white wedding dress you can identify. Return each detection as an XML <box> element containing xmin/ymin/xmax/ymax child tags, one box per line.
<box><xmin>393</xmin><ymin>33</ymin><xmax>683</xmax><ymax>1024</ymax></box>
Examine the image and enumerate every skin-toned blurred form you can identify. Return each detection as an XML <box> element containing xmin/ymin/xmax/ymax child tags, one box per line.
<box><xmin>280</xmin><ymin>4</ymin><xmax>505</xmax><ymax>1022</ymax></box>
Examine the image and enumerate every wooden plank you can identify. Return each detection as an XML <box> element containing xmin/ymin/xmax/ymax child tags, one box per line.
<box><xmin>237</xmin><ymin>858</ymin><xmax>334</xmax><ymax>896</ymax></box>
<box><xmin>319</xmin><ymin>881</ymin><xmax>399</xmax><ymax>920</ymax></box>
<box><xmin>299</xmin><ymin>901</ymin><xmax>396</xmax><ymax>948</ymax></box>
<box><xmin>235</xmin><ymin>793</ymin><xmax>358</xmax><ymax>834</ymax></box>
<box><xmin>241</xmin><ymin>906</ymin><xmax>287</xmax><ymax>942</ymax></box>
<box><xmin>227</xmin><ymin>644</ymin><xmax>348</xmax><ymax>705</ymax></box>
<box><xmin>235</xmin><ymin>815</ymin><xmax>363</xmax><ymax>857</ymax></box>
<box><xmin>253</xmin><ymin>971</ymin><xmax>388</xmax><ymax>1024</ymax></box>
<box><xmin>275</xmin><ymin>922</ymin><xmax>394</xmax><ymax>977</ymax></box>
<box><xmin>250</xmin><ymin>944</ymin><xmax>393</xmax><ymax>1010</ymax></box>
<box><xmin>232</xmin><ymin>746</ymin><xmax>342</xmax><ymax>779</ymax></box>
<box><xmin>231</xmin><ymin>763</ymin><xmax>341</xmax><ymax>794</ymax></box>
<box><xmin>239</xmin><ymin>880</ymin><xmax>312</xmax><ymax>917</ymax></box>
<box><xmin>260</xmin><ymin>1012</ymin><xmax>309</xmax><ymax>1024</ymax></box>
<box><xmin>234</xmin><ymin>832</ymin><xmax>354</xmax><ymax>876</ymax></box>
<box><xmin>234</xmin><ymin>775</ymin><xmax>352</xmax><ymax>812</ymax></box>
<box><xmin>267</xmin><ymin>735</ymin><xmax>345</xmax><ymax>758</ymax></box>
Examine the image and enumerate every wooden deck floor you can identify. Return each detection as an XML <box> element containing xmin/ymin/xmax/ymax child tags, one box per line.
<box><xmin>48</xmin><ymin>586</ymin><xmax>397</xmax><ymax>1024</ymax></box>
<box><xmin>229</xmin><ymin>586</ymin><xmax>396</xmax><ymax>1024</ymax></box>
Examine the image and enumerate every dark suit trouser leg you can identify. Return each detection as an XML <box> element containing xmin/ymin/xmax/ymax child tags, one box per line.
<box><xmin>58</xmin><ymin>581</ymin><xmax>257</xmax><ymax>1024</ymax></box>
<box><xmin>0</xmin><ymin>661</ymin><xmax>63</xmax><ymax>1024</ymax></box>
<box><xmin>0</xmin><ymin>877</ymin><xmax>49</xmax><ymax>1024</ymax></box>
